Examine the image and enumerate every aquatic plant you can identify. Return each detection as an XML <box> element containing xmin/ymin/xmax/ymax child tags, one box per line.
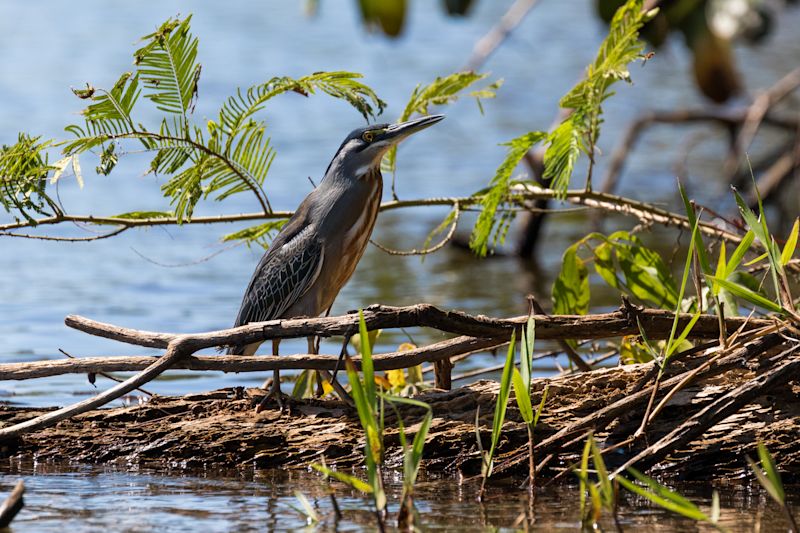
<box><xmin>510</xmin><ymin>316</ymin><xmax>548</xmax><ymax>488</ymax></box>
<box><xmin>576</xmin><ymin>434</ymin><xmax>727</xmax><ymax>531</ymax></box>
<box><xmin>746</xmin><ymin>442</ymin><xmax>798</xmax><ymax>532</ymax></box>
<box><xmin>476</xmin><ymin>331</ymin><xmax>516</xmax><ymax>500</ymax></box>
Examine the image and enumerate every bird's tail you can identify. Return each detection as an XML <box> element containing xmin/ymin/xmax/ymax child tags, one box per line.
<box><xmin>222</xmin><ymin>342</ymin><xmax>259</xmax><ymax>356</ymax></box>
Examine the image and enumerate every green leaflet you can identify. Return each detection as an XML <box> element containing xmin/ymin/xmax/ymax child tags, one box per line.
<box><xmin>222</xmin><ymin>220</ymin><xmax>288</xmax><ymax>249</ymax></box>
<box><xmin>552</xmin><ymin>243</ymin><xmax>590</xmax><ymax>315</ymax></box>
<box><xmin>0</xmin><ymin>134</ymin><xmax>55</xmax><ymax>222</ymax></box>
<box><xmin>470</xmin><ymin>131</ymin><xmax>547</xmax><ymax>257</ymax></box>
<box><xmin>543</xmin><ymin>0</ymin><xmax>654</xmax><ymax>195</ymax></box>
<box><xmin>135</xmin><ymin>16</ymin><xmax>200</xmax><ymax>118</ymax></box>
<box><xmin>383</xmin><ymin>71</ymin><xmax>500</xmax><ymax>201</ymax></box>
<box><xmin>707</xmin><ymin>276</ymin><xmax>784</xmax><ymax>314</ymax></box>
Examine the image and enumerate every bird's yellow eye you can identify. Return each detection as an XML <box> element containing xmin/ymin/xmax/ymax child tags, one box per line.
<box><xmin>362</xmin><ymin>131</ymin><xmax>374</xmax><ymax>143</ymax></box>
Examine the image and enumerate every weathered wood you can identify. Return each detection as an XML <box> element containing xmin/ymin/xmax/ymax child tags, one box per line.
<box><xmin>433</xmin><ymin>358</ymin><xmax>454</xmax><ymax>390</ymax></box>
<box><xmin>4</xmin><ymin>337</ymin><xmax>799</xmax><ymax>482</ymax></box>
<box><xmin>64</xmin><ymin>304</ymin><xmax>773</xmax><ymax>351</ymax></box>
<box><xmin>494</xmin><ymin>332</ymin><xmax>787</xmax><ymax>476</ymax></box>
<box><xmin>613</xmin><ymin>343</ymin><xmax>800</xmax><ymax>477</ymax></box>
<box><xmin>0</xmin><ymin>336</ymin><xmax>505</xmax><ymax>381</ymax></box>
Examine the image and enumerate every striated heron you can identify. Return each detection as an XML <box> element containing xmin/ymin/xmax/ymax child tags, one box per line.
<box><xmin>227</xmin><ymin>114</ymin><xmax>444</xmax><ymax>406</ymax></box>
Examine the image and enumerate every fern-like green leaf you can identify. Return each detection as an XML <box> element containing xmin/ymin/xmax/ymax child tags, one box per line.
<box><xmin>383</xmin><ymin>72</ymin><xmax>501</xmax><ymax>174</ymax></box>
<box><xmin>543</xmin><ymin>0</ymin><xmax>653</xmax><ymax>196</ymax></box>
<box><xmin>222</xmin><ymin>220</ymin><xmax>288</xmax><ymax>248</ymax></box>
<box><xmin>470</xmin><ymin>131</ymin><xmax>546</xmax><ymax>257</ymax></box>
<box><xmin>218</xmin><ymin>71</ymin><xmax>385</xmax><ymax>147</ymax></box>
<box><xmin>0</xmin><ymin>134</ymin><xmax>56</xmax><ymax>222</ymax></box>
<box><xmin>135</xmin><ymin>16</ymin><xmax>201</xmax><ymax>119</ymax></box>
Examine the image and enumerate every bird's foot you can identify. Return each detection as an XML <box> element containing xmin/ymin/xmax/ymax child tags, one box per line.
<box><xmin>254</xmin><ymin>382</ymin><xmax>292</xmax><ymax>415</ymax></box>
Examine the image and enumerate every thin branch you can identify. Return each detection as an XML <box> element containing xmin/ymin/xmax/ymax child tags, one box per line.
<box><xmin>0</xmin><ymin>189</ymin><xmax>757</xmax><ymax>249</ymax></box>
<box><xmin>67</xmin><ymin>130</ymin><xmax>272</xmax><ymax>214</ymax></box>
<box><xmin>600</xmin><ymin>107</ymin><xmax>800</xmax><ymax>195</ymax></box>
<box><xmin>464</xmin><ymin>0</ymin><xmax>541</xmax><ymax>71</ymax></box>
<box><xmin>723</xmin><ymin>66</ymin><xmax>800</xmax><ymax>181</ymax></box>
<box><xmin>0</xmin><ymin>226</ymin><xmax>128</xmax><ymax>242</ymax></box>
<box><xmin>369</xmin><ymin>202</ymin><xmax>461</xmax><ymax>256</ymax></box>
<box><xmin>0</xmin><ymin>335</ymin><xmax>506</xmax><ymax>381</ymax></box>
<box><xmin>0</xmin><ymin>340</ymin><xmax>188</xmax><ymax>442</ymax></box>
<box><xmin>63</xmin><ymin>303</ymin><xmax>774</xmax><ymax>352</ymax></box>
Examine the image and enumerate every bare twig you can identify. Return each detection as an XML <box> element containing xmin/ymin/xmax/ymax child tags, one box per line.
<box><xmin>0</xmin><ymin>341</ymin><xmax>188</xmax><ymax>442</ymax></box>
<box><xmin>724</xmin><ymin>66</ymin><xmax>800</xmax><ymax>181</ymax></box>
<box><xmin>0</xmin><ymin>336</ymin><xmax>506</xmax><ymax>380</ymax></box>
<box><xmin>369</xmin><ymin>202</ymin><xmax>460</xmax><ymax>256</ymax></box>
<box><xmin>1</xmin><ymin>189</ymin><xmax>758</xmax><ymax>250</ymax></box>
<box><xmin>600</xmin><ymin>108</ymin><xmax>800</xmax><ymax>195</ymax></box>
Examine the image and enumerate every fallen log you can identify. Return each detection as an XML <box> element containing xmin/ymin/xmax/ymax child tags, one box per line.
<box><xmin>2</xmin><ymin>335</ymin><xmax>798</xmax><ymax>483</ymax></box>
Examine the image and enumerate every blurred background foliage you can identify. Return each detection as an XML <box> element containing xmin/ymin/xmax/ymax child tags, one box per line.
<box><xmin>336</xmin><ymin>0</ymin><xmax>796</xmax><ymax>104</ymax></box>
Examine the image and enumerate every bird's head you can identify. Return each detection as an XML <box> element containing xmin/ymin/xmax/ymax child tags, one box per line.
<box><xmin>327</xmin><ymin>114</ymin><xmax>444</xmax><ymax>180</ymax></box>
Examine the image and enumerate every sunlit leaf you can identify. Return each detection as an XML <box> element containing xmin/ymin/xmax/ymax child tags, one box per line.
<box><xmin>311</xmin><ymin>463</ymin><xmax>373</xmax><ymax>494</ymax></box>
<box><xmin>553</xmin><ymin>243</ymin><xmax>590</xmax><ymax>315</ymax></box>
<box><xmin>470</xmin><ymin>131</ymin><xmax>547</xmax><ymax>256</ymax></box>
<box><xmin>512</xmin><ymin>368</ymin><xmax>533</xmax><ymax>424</ymax></box>
<box><xmin>707</xmin><ymin>276</ymin><xmax>784</xmax><ymax>314</ymax></box>
<box><xmin>780</xmin><ymin>218</ymin><xmax>798</xmax><ymax>266</ymax></box>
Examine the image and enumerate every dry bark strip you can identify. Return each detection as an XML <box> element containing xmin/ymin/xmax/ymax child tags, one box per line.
<box><xmin>612</xmin><ymin>343</ymin><xmax>800</xmax><ymax>477</ymax></box>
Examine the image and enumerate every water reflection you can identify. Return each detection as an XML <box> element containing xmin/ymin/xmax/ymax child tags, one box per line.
<box><xmin>1</xmin><ymin>461</ymin><xmax>796</xmax><ymax>532</ymax></box>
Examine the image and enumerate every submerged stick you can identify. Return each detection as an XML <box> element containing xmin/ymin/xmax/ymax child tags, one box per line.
<box><xmin>0</xmin><ymin>480</ymin><xmax>24</xmax><ymax>528</ymax></box>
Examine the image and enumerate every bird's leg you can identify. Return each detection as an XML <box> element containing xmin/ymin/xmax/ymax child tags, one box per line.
<box><xmin>331</xmin><ymin>333</ymin><xmax>352</xmax><ymax>382</ymax></box>
<box><xmin>312</xmin><ymin>336</ymin><xmax>354</xmax><ymax>406</ymax></box>
<box><xmin>256</xmin><ymin>339</ymin><xmax>288</xmax><ymax>413</ymax></box>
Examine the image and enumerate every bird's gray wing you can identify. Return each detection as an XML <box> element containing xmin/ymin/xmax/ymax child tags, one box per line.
<box><xmin>233</xmin><ymin>224</ymin><xmax>324</xmax><ymax>327</ymax></box>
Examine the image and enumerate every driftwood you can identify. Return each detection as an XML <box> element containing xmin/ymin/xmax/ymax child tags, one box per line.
<box><xmin>0</xmin><ymin>303</ymin><xmax>797</xmax><ymax>484</ymax></box>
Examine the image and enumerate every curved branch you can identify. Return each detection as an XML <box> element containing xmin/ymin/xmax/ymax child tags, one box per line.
<box><xmin>370</xmin><ymin>201</ymin><xmax>461</xmax><ymax>256</ymax></box>
<box><xmin>68</xmin><ymin>130</ymin><xmax>272</xmax><ymax>214</ymax></box>
<box><xmin>64</xmin><ymin>303</ymin><xmax>774</xmax><ymax>351</ymax></box>
<box><xmin>0</xmin><ymin>189</ymin><xmax>755</xmax><ymax>249</ymax></box>
<box><xmin>0</xmin><ymin>340</ymin><xmax>188</xmax><ymax>442</ymax></box>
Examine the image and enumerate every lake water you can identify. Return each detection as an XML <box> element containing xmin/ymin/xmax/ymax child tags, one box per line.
<box><xmin>1</xmin><ymin>1</ymin><xmax>799</xmax><ymax>530</ymax></box>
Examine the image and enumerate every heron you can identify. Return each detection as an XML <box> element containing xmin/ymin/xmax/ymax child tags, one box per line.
<box><xmin>227</xmin><ymin>114</ymin><xmax>445</xmax><ymax>408</ymax></box>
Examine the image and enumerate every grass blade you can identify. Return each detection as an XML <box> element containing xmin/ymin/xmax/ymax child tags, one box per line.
<box><xmin>707</xmin><ymin>276</ymin><xmax>784</xmax><ymax>314</ymax></box>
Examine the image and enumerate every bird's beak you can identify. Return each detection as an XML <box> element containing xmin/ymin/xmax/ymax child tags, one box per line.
<box><xmin>382</xmin><ymin>114</ymin><xmax>445</xmax><ymax>144</ymax></box>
